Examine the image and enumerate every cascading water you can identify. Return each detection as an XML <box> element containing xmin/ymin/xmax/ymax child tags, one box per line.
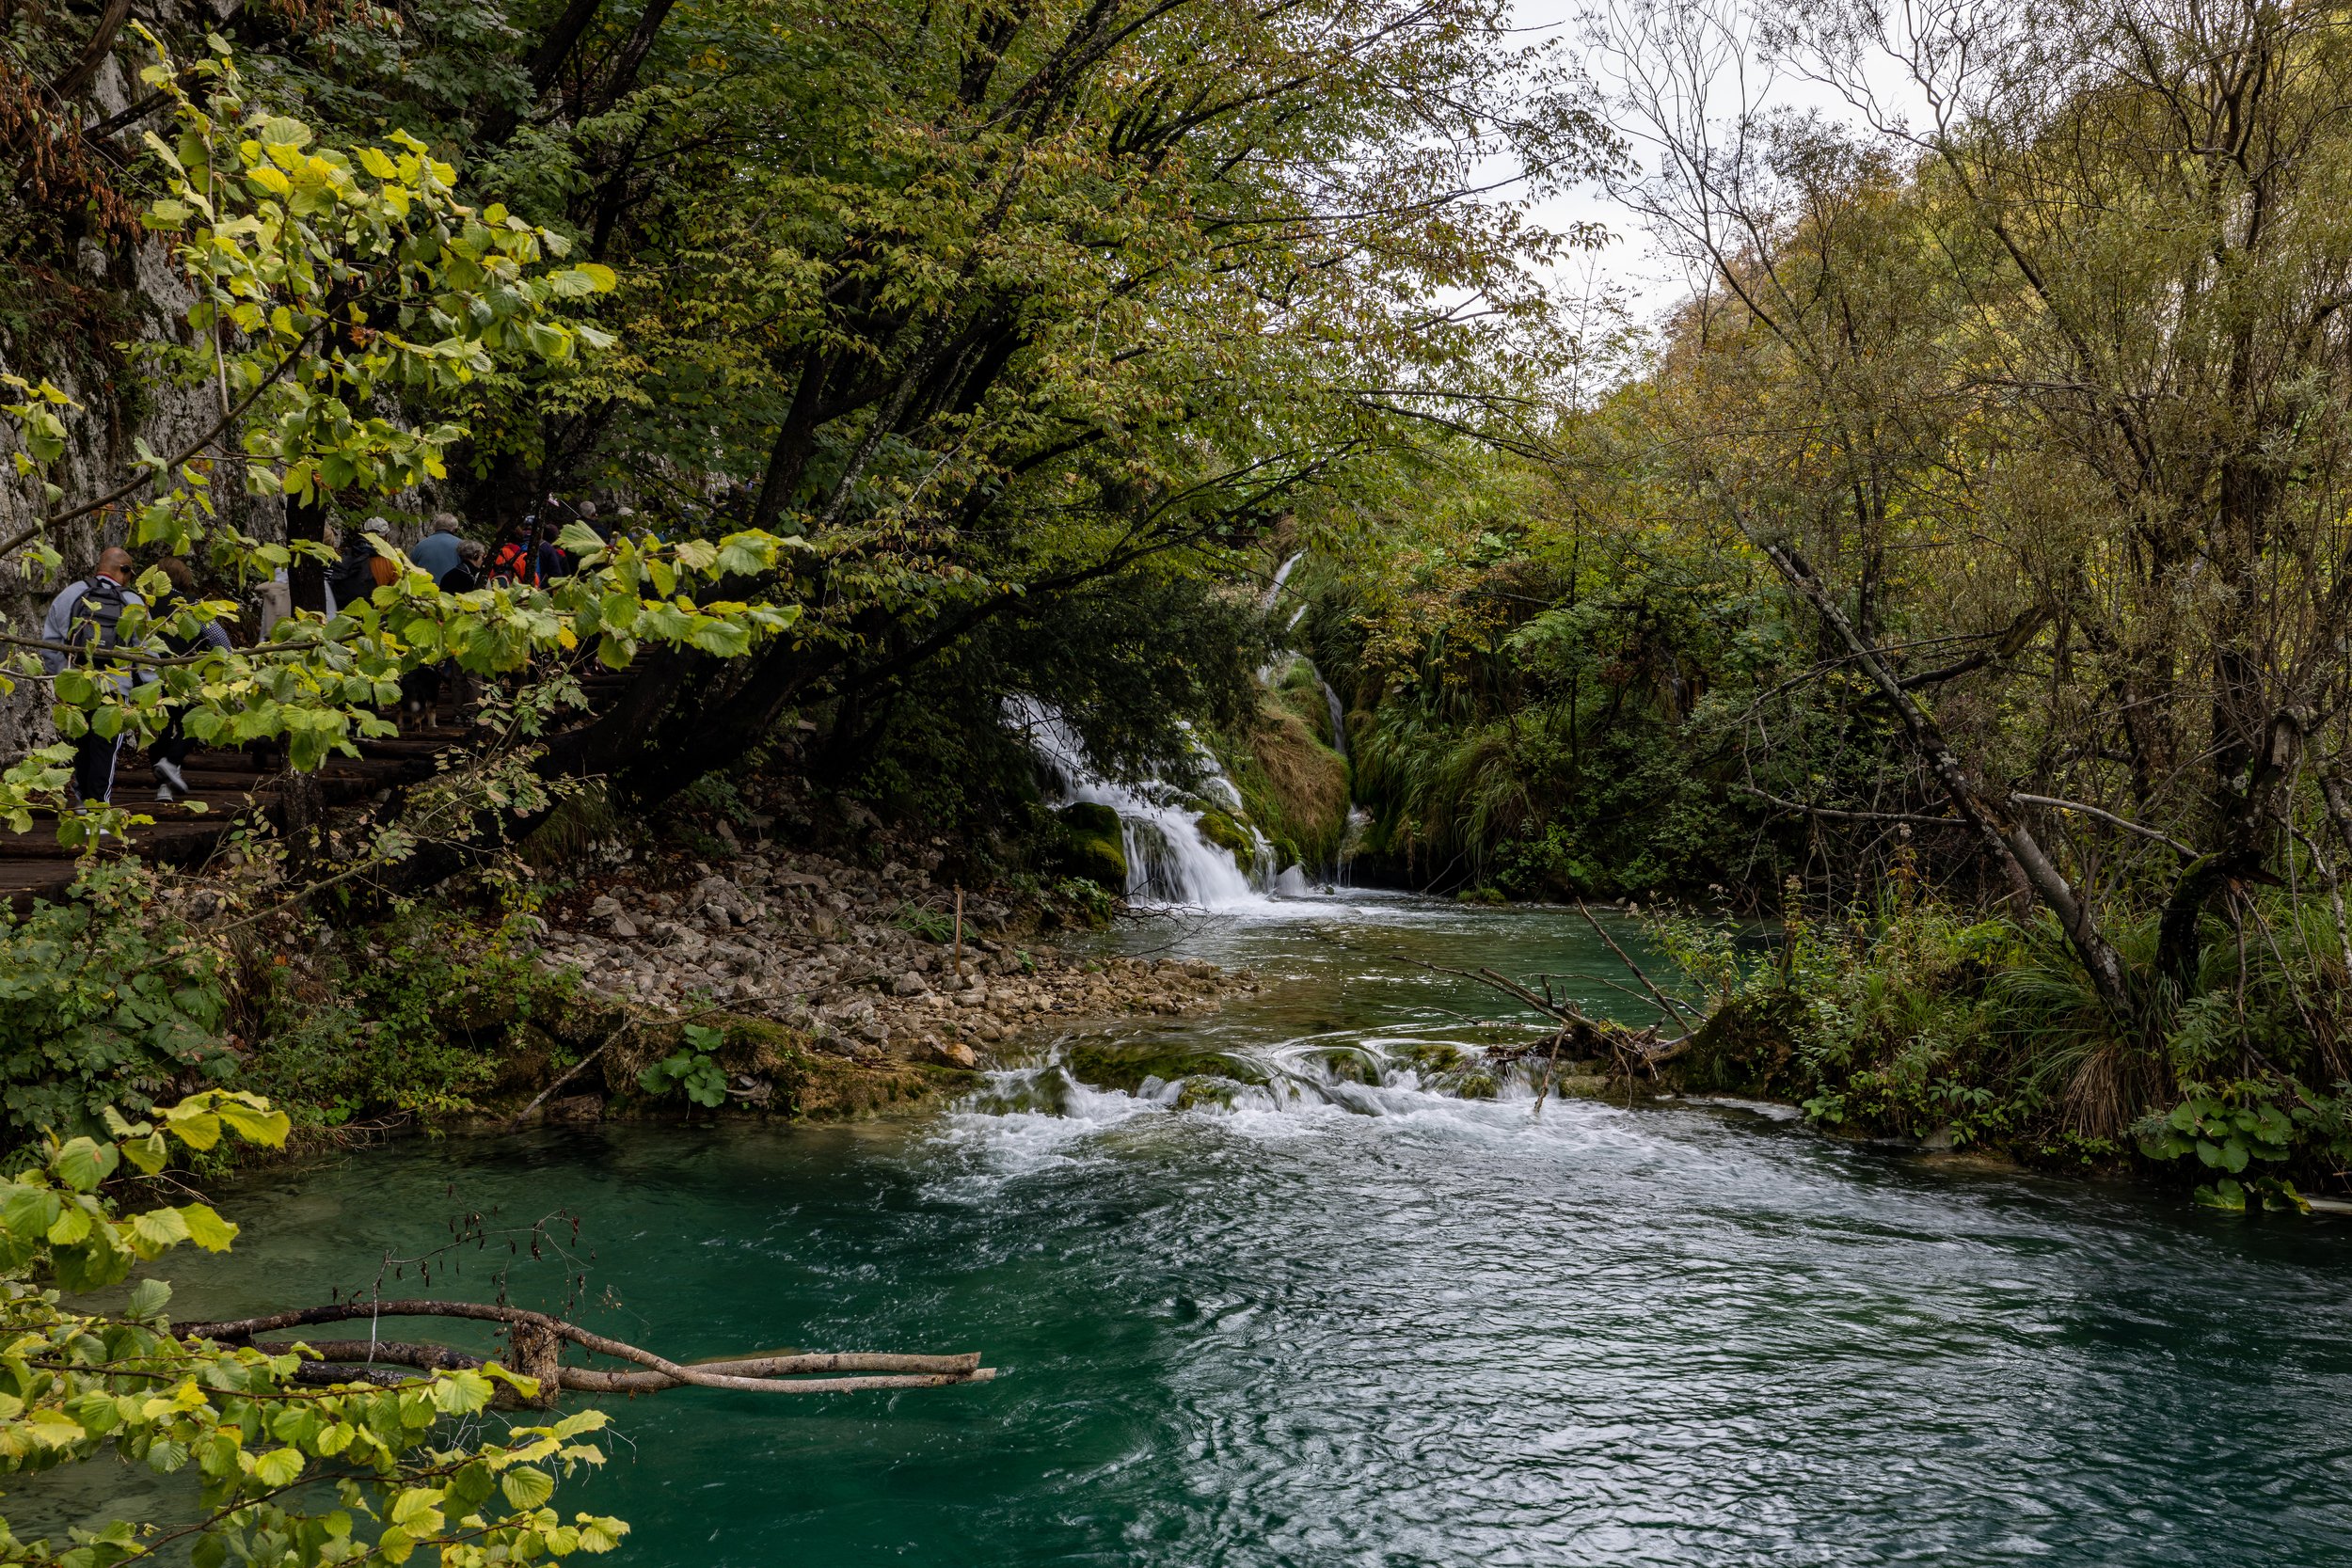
<box><xmin>1260</xmin><ymin>552</ymin><xmax>1351</xmax><ymax>766</ymax></box>
<box><xmin>1007</xmin><ymin>697</ymin><xmax>1279</xmax><ymax>908</ymax></box>
<box><xmin>1335</xmin><ymin>805</ymin><xmax>1371</xmax><ymax>886</ymax></box>
<box><xmin>1263</xmin><ymin>550</ymin><xmax>1304</xmax><ymax>608</ymax></box>
<box><xmin>1301</xmin><ymin>655</ymin><xmax>1349</xmax><ymax>763</ymax></box>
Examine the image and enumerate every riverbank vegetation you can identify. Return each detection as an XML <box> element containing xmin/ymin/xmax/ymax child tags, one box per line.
<box><xmin>1279</xmin><ymin>0</ymin><xmax>2352</xmax><ymax>1199</ymax></box>
<box><xmin>3</xmin><ymin>7</ymin><xmax>2351</xmax><ymax>1547</ymax></box>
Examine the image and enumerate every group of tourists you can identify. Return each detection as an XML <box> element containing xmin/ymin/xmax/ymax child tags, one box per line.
<box><xmin>37</xmin><ymin>496</ymin><xmax>628</xmax><ymax>808</ymax></box>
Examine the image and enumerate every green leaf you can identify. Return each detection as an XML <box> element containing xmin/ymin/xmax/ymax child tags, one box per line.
<box><xmin>120</xmin><ymin>1130</ymin><xmax>170</xmax><ymax>1175</ymax></box>
<box><xmin>179</xmin><ymin>1202</ymin><xmax>239</xmax><ymax>1251</ymax></box>
<box><xmin>215</xmin><ymin>1101</ymin><xmax>292</xmax><ymax>1148</ymax></box>
<box><xmin>501</xmin><ymin>1466</ymin><xmax>555</xmax><ymax>1511</ymax></box>
<box><xmin>430</xmin><ymin>1370</ymin><xmax>493</xmax><ymax>1414</ymax></box>
<box><xmin>130</xmin><ymin>1206</ymin><xmax>193</xmax><ymax>1250</ymax></box>
<box><xmin>166</xmin><ymin>1105</ymin><xmax>223</xmax><ymax>1149</ymax></box>
<box><xmin>389</xmin><ymin>1486</ymin><xmax>445</xmax><ymax>1531</ymax></box>
<box><xmin>2194</xmin><ymin>1179</ymin><xmax>2248</xmax><ymax>1211</ymax></box>
<box><xmin>52</xmin><ymin>1137</ymin><xmax>119</xmax><ymax>1193</ymax></box>
<box><xmin>125</xmin><ymin>1277</ymin><xmax>173</xmax><ymax>1320</ymax></box>
<box><xmin>252</xmin><ymin>1447</ymin><xmax>305</xmax><ymax>1487</ymax></box>
<box><xmin>24</xmin><ymin>1409</ymin><xmax>87</xmax><ymax>1449</ymax></box>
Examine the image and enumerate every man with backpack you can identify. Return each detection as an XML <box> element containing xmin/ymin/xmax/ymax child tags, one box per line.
<box><xmin>38</xmin><ymin>546</ymin><xmax>148</xmax><ymax>806</ymax></box>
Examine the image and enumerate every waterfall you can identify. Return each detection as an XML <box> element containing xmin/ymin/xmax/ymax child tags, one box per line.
<box><xmin>1007</xmin><ymin>698</ymin><xmax>1277</xmax><ymax>908</ymax></box>
<box><xmin>1300</xmin><ymin>656</ymin><xmax>1349</xmax><ymax>762</ymax></box>
<box><xmin>1257</xmin><ymin>552</ymin><xmax>1349</xmax><ymax>763</ymax></box>
<box><xmin>1335</xmin><ymin>806</ymin><xmax>1371</xmax><ymax>887</ymax></box>
<box><xmin>1263</xmin><ymin>550</ymin><xmax>1304</xmax><ymax>609</ymax></box>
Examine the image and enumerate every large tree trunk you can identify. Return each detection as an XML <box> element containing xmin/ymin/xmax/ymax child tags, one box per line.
<box><xmin>50</xmin><ymin>0</ymin><xmax>132</xmax><ymax>98</ymax></box>
<box><xmin>286</xmin><ymin>493</ymin><xmax>328</xmax><ymax>615</ymax></box>
<box><xmin>749</xmin><ymin>350</ymin><xmax>836</xmax><ymax>533</ymax></box>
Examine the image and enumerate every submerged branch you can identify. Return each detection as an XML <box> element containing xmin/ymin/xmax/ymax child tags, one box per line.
<box><xmin>185</xmin><ymin>1301</ymin><xmax>993</xmax><ymax>1396</ymax></box>
<box><xmin>1369</xmin><ymin>946</ymin><xmax>1697</xmax><ymax>1076</ymax></box>
<box><xmin>1574</xmin><ymin>902</ymin><xmax>1701</xmax><ymax>1029</ymax></box>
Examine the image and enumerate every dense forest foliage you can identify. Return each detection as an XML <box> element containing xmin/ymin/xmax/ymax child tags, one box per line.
<box><xmin>1292</xmin><ymin>0</ymin><xmax>2352</xmax><ymax>1196</ymax></box>
<box><xmin>0</xmin><ymin>0</ymin><xmax>1604</xmax><ymax>845</ymax></box>
<box><xmin>8</xmin><ymin>2</ymin><xmax>2352</xmax><ymax>1562</ymax></box>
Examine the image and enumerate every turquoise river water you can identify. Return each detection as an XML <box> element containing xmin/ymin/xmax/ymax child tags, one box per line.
<box><xmin>143</xmin><ymin>895</ymin><xmax>2352</xmax><ymax>1565</ymax></box>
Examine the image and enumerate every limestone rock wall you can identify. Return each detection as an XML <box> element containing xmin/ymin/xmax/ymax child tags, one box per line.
<box><xmin>0</xmin><ymin>28</ymin><xmax>290</xmax><ymax>760</ymax></box>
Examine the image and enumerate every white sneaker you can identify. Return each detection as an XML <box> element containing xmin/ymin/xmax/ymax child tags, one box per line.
<box><xmin>157</xmin><ymin>784</ymin><xmax>176</xmax><ymax>802</ymax></box>
<box><xmin>154</xmin><ymin>759</ymin><xmax>188</xmax><ymax>798</ymax></box>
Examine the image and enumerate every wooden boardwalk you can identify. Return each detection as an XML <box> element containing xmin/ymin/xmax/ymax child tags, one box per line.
<box><xmin>2</xmin><ymin>673</ymin><xmax>630</xmax><ymax>913</ymax></box>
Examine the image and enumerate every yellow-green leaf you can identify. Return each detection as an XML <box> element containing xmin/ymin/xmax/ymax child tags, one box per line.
<box><xmin>179</xmin><ymin>1203</ymin><xmax>238</xmax><ymax>1251</ymax></box>
<box><xmin>253</xmin><ymin>1447</ymin><xmax>305</xmax><ymax>1487</ymax></box>
<box><xmin>500</xmin><ymin>1466</ymin><xmax>554</xmax><ymax>1511</ymax></box>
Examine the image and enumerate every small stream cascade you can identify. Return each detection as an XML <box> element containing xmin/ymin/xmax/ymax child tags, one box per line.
<box><xmin>1261</xmin><ymin>551</ymin><xmax>1350</xmax><ymax>763</ymax></box>
<box><xmin>1008</xmin><ymin>698</ymin><xmax>1279</xmax><ymax>907</ymax></box>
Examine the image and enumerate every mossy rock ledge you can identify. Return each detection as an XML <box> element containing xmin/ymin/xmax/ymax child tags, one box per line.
<box><xmin>485</xmin><ymin>1012</ymin><xmax>979</xmax><ymax>1126</ymax></box>
<box><xmin>1192</xmin><ymin>807</ymin><xmax>1257</xmax><ymax>872</ymax></box>
<box><xmin>1054</xmin><ymin>802</ymin><xmax>1131</xmax><ymax>888</ymax></box>
<box><xmin>1658</xmin><ymin>990</ymin><xmax>1806</xmax><ymax>1099</ymax></box>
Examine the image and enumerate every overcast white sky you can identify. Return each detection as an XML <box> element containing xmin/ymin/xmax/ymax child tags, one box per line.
<box><xmin>1508</xmin><ymin>1</ymin><xmax>1934</xmax><ymax>331</ymax></box>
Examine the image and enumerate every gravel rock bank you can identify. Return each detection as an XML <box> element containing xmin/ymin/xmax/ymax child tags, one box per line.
<box><xmin>531</xmin><ymin>842</ymin><xmax>1254</xmax><ymax>1071</ymax></box>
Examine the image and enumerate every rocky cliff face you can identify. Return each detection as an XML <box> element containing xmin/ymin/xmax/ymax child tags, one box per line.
<box><xmin>0</xmin><ymin>29</ymin><xmax>285</xmax><ymax>760</ymax></box>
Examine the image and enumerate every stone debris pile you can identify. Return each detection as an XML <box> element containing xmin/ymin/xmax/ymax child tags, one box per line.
<box><xmin>533</xmin><ymin>843</ymin><xmax>1248</xmax><ymax>1068</ymax></box>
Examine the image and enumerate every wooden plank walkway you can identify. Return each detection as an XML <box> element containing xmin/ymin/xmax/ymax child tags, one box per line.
<box><xmin>2</xmin><ymin>671</ymin><xmax>632</xmax><ymax>913</ymax></box>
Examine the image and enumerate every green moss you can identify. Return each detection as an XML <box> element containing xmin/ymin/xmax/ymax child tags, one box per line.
<box><xmin>1053</xmin><ymin>803</ymin><xmax>1130</xmax><ymax>886</ymax></box>
<box><xmin>1663</xmin><ymin>989</ymin><xmax>1806</xmax><ymax>1099</ymax></box>
<box><xmin>1212</xmin><ymin>694</ymin><xmax>1349</xmax><ymax>872</ymax></box>
<box><xmin>1194</xmin><ymin>808</ymin><xmax>1257</xmax><ymax>872</ymax></box>
<box><xmin>1064</xmin><ymin>1041</ymin><xmax>1263</xmax><ymax>1093</ymax></box>
<box><xmin>638</xmin><ymin>1012</ymin><xmax>977</xmax><ymax>1119</ymax></box>
<box><xmin>1401</xmin><ymin>1041</ymin><xmax>1466</xmax><ymax>1075</ymax></box>
<box><xmin>1057</xmin><ymin>801</ymin><xmax>1122</xmax><ymax>837</ymax></box>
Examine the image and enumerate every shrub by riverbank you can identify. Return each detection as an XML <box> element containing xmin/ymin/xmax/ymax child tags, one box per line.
<box><xmin>1649</xmin><ymin>898</ymin><xmax>2352</xmax><ymax>1209</ymax></box>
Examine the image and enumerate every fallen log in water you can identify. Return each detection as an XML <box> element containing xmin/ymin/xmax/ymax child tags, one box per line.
<box><xmin>180</xmin><ymin>1300</ymin><xmax>994</xmax><ymax>1401</ymax></box>
<box><xmin>1370</xmin><ymin>948</ymin><xmax>1698</xmax><ymax>1079</ymax></box>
